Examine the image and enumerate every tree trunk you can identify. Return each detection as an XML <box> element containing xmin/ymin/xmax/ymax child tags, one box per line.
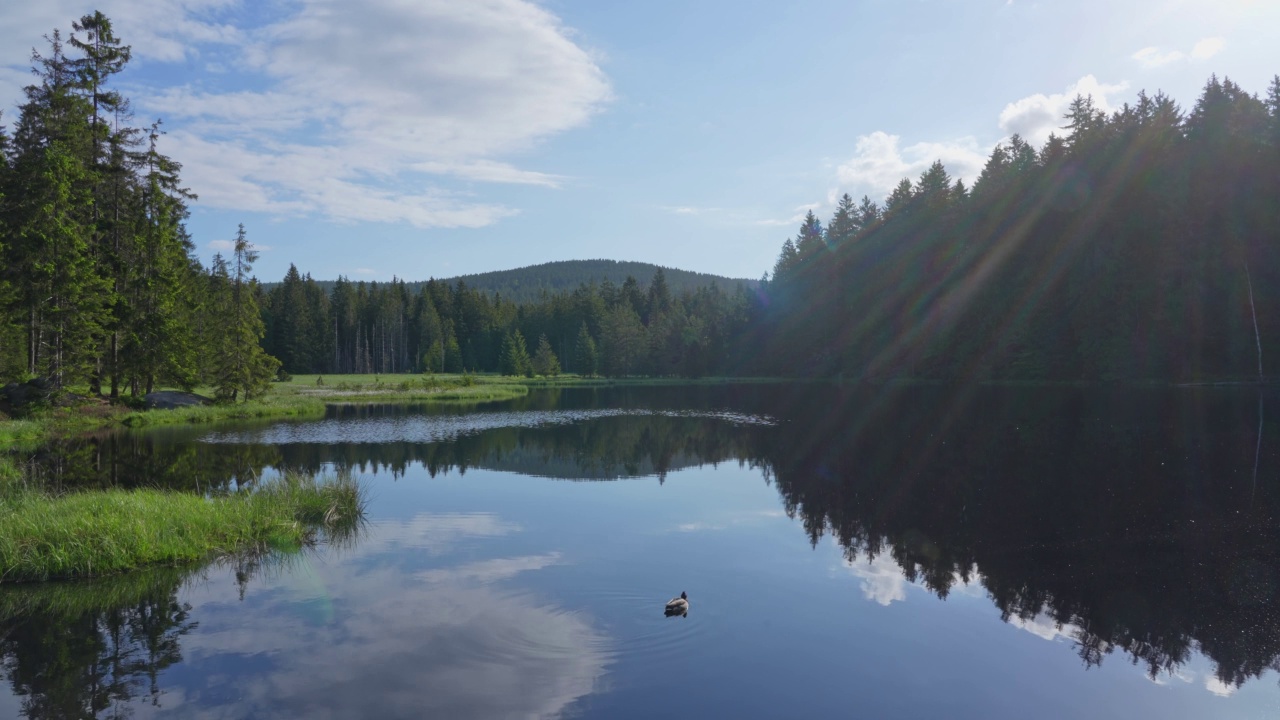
<box><xmin>1245</xmin><ymin>259</ymin><xmax>1263</xmax><ymax>382</ymax></box>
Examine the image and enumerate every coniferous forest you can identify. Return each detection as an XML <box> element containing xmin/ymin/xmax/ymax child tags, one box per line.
<box><xmin>3</xmin><ymin>13</ymin><xmax>1280</xmax><ymax>392</ymax></box>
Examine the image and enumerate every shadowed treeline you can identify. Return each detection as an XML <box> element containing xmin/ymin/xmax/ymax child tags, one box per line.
<box><xmin>762</xmin><ymin>75</ymin><xmax>1280</xmax><ymax>382</ymax></box>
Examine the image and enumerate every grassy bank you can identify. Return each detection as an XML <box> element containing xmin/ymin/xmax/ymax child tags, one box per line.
<box><xmin>118</xmin><ymin>391</ymin><xmax>326</xmax><ymax>427</ymax></box>
<box><xmin>283</xmin><ymin>373</ymin><xmax>530</xmax><ymax>402</ymax></box>
<box><xmin>0</xmin><ymin>372</ymin><xmax>784</xmax><ymax>450</ymax></box>
<box><xmin>0</xmin><ymin>373</ymin><xmax>533</xmax><ymax>448</ymax></box>
<box><xmin>0</xmin><ymin>473</ymin><xmax>364</xmax><ymax>582</ymax></box>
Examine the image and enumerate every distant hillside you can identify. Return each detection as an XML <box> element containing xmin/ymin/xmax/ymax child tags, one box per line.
<box><xmin>443</xmin><ymin>260</ymin><xmax>755</xmax><ymax>303</ymax></box>
<box><xmin>261</xmin><ymin>260</ymin><xmax>756</xmax><ymax>303</ymax></box>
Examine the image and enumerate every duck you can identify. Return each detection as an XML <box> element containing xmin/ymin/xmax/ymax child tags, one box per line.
<box><xmin>664</xmin><ymin>591</ymin><xmax>689</xmax><ymax>616</ymax></box>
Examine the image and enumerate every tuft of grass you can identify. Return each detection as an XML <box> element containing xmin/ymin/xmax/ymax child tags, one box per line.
<box><xmin>0</xmin><ymin>473</ymin><xmax>365</xmax><ymax>583</ymax></box>
<box><xmin>285</xmin><ymin>373</ymin><xmax>528</xmax><ymax>402</ymax></box>
<box><xmin>118</xmin><ymin>393</ymin><xmax>326</xmax><ymax>427</ymax></box>
<box><xmin>0</xmin><ymin>419</ymin><xmax>42</xmax><ymax>446</ymax></box>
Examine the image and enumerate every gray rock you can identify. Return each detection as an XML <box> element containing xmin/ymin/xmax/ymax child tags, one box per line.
<box><xmin>143</xmin><ymin>391</ymin><xmax>214</xmax><ymax>410</ymax></box>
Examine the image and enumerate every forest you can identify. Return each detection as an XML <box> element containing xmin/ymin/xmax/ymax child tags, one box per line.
<box><xmin>259</xmin><ymin>260</ymin><xmax>754</xmax><ymax>304</ymax></box>
<box><xmin>3</xmin><ymin>13</ymin><xmax>1280</xmax><ymax>395</ymax></box>
<box><xmin>0</xmin><ymin>14</ymin><xmax>276</xmax><ymax>400</ymax></box>
<box><xmin>761</xmin><ymin>75</ymin><xmax>1280</xmax><ymax>381</ymax></box>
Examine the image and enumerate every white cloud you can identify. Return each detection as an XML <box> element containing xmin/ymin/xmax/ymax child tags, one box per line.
<box><xmin>1191</xmin><ymin>36</ymin><xmax>1226</xmax><ymax>60</ymax></box>
<box><xmin>4</xmin><ymin>0</ymin><xmax>611</xmax><ymax>230</ymax></box>
<box><xmin>0</xmin><ymin>1</ymin><xmax>240</xmax><ymax>67</ymax></box>
<box><xmin>1</xmin><ymin>1</ymin><xmax>242</xmax><ymax>118</ymax></box>
<box><xmin>1132</xmin><ymin>47</ymin><xmax>1185</xmax><ymax>68</ymax></box>
<box><xmin>843</xmin><ymin>552</ymin><xmax>910</xmax><ymax>606</ymax></box>
<box><xmin>1007</xmin><ymin>613</ymin><xmax>1076</xmax><ymax>642</ymax></box>
<box><xmin>662</xmin><ymin>205</ymin><xmax>722</xmax><ymax>216</ymax></box>
<box><xmin>419</xmin><ymin>553</ymin><xmax>562</xmax><ymax>584</ymax></box>
<box><xmin>1149</xmin><ymin>668</ymin><xmax>1195</xmax><ymax>686</ymax></box>
<box><xmin>755</xmin><ymin>202</ymin><xmax>821</xmax><ymax>227</ymax></box>
<box><xmin>1130</xmin><ymin>37</ymin><xmax>1225</xmax><ymax>72</ymax></box>
<box><xmin>353</xmin><ymin>267</ymin><xmax>377</xmax><ymax>276</ymax></box>
<box><xmin>145</xmin><ymin>0</ymin><xmax>610</xmax><ymax>228</ymax></box>
<box><xmin>833</xmin><ymin>131</ymin><xmax>987</xmax><ymax>203</ymax></box>
<box><xmin>674</xmin><ymin>510</ymin><xmax>784</xmax><ymax>532</ymax></box>
<box><xmin>207</xmin><ymin>238</ymin><xmax>272</xmax><ymax>252</ymax></box>
<box><xmin>1205</xmin><ymin>675</ymin><xmax>1237</xmax><ymax>697</ymax></box>
<box><xmin>999</xmin><ymin>75</ymin><xmax>1129</xmax><ymax>147</ymax></box>
<box><xmin>174</xmin><ymin>515</ymin><xmax>611</xmax><ymax>719</ymax></box>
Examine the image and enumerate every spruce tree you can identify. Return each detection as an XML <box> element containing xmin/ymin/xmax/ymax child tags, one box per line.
<box><xmin>574</xmin><ymin>322</ymin><xmax>598</xmax><ymax>377</ymax></box>
<box><xmin>531</xmin><ymin>334</ymin><xmax>560</xmax><ymax>377</ymax></box>
<box><xmin>4</xmin><ymin>31</ymin><xmax>112</xmax><ymax>387</ymax></box>
<box><xmin>212</xmin><ymin>225</ymin><xmax>280</xmax><ymax>401</ymax></box>
<box><xmin>499</xmin><ymin>330</ymin><xmax>531</xmax><ymax>376</ymax></box>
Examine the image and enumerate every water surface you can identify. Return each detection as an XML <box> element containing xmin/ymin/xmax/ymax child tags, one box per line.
<box><xmin>4</xmin><ymin>384</ymin><xmax>1280</xmax><ymax>718</ymax></box>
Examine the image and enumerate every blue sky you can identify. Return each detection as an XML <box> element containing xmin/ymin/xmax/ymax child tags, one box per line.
<box><xmin>3</xmin><ymin>0</ymin><xmax>1279</xmax><ymax>283</ymax></box>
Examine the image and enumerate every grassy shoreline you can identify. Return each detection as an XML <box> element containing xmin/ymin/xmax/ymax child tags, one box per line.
<box><xmin>0</xmin><ymin>472</ymin><xmax>364</xmax><ymax>583</ymax></box>
<box><xmin>0</xmin><ymin>372</ymin><xmax>775</xmax><ymax>450</ymax></box>
<box><xmin>0</xmin><ymin>373</ymin><xmax>526</xmax><ymax>449</ymax></box>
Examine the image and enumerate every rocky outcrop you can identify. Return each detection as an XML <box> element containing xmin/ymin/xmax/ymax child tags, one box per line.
<box><xmin>143</xmin><ymin>391</ymin><xmax>214</xmax><ymax>410</ymax></box>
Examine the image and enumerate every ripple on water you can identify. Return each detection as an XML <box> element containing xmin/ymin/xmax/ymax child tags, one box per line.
<box><xmin>574</xmin><ymin>586</ymin><xmax>710</xmax><ymax>664</ymax></box>
<box><xmin>198</xmin><ymin>408</ymin><xmax>776</xmax><ymax>445</ymax></box>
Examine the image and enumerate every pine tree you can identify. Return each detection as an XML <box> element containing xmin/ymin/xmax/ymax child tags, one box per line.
<box><xmin>531</xmin><ymin>334</ymin><xmax>560</xmax><ymax>376</ymax></box>
<box><xmin>646</xmin><ymin>268</ymin><xmax>672</xmax><ymax>322</ymax></box>
<box><xmin>499</xmin><ymin>330</ymin><xmax>532</xmax><ymax>376</ymax></box>
<box><xmin>882</xmin><ymin>178</ymin><xmax>915</xmax><ymax>217</ymax></box>
<box><xmin>826</xmin><ymin>193</ymin><xmax>858</xmax><ymax>247</ymax></box>
<box><xmin>599</xmin><ymin>304</ymin><xmax>645</xmax><ymax>377</ymax></box>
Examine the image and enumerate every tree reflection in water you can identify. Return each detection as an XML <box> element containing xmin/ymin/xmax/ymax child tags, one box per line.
<box><xmin>7</xmin><ymin>383</ymin><xmax>1280</xmax><ymax>706</ymax></box>
<box><xmin>0</xmin><ymin>568</ymin><xmax>197</xmax><ymax>718</ymax></box>
<box><xmin>753</xmin><ymin>385</ymin><xmax>1280</xmax><ymax>689</ymax></box>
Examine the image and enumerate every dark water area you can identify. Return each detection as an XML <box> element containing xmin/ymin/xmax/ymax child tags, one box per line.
<box><xmin>4</xmin><ymin>384</ymin><xmax>1280</xmax><ymax>718</ymax></box>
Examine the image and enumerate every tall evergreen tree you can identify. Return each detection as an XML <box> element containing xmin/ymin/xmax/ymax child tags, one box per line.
<box><xmin>499</xmin><ymin>330</ymin><xmax>532</xmax><ymax>377</ymax></box>
<box><xmin>212</xmin><ymin>225</ymin><xmax>279</xmax><ymax>401</ymax></box>
<box><xmin>574</xmin><ymin>322</ymin><xmax>598</xmax><ymax>377</ymax></box>
<box><xmin>4</xmin><ymin>39</ymin><xmax>110</xmax><ymax>387</ymax></box>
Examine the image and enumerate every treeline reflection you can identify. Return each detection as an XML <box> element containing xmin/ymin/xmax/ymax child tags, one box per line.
<box><xmin>754</xmin><ymin>385</ymin><xmax>1280</xmax><ymax>689</ymax></box>
<box><xmin>21</xmin><ymin>410</ymin><xmax>765</xmax><ymax>489</ymax></box>
<box><xmin>10</xmin><ymin>384</ymin><xmax>1280</xmax><ymax>699</ymax></box>
<box><xmin>0</xmin><ymin>568</ymin><xmax>197</xmax><ymax>718</ymax></box>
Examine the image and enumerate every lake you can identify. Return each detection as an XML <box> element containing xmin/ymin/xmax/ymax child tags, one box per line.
<box><xmin>3</xmin><ymin>384</ymin><xmax>1280</xmax><ymax>719</ymax></box>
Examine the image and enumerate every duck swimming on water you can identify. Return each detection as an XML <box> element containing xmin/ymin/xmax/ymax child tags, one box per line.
<box><xmin>665</xmin><ymin>591</ymin><xmax>689</xmax><ymax>616</ymax></box>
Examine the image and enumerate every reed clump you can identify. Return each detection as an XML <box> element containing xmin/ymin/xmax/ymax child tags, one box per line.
<box><xmin>0</xmin><ymin>473</ymin><xmax>365</xmax><ymax>583</ymax></box>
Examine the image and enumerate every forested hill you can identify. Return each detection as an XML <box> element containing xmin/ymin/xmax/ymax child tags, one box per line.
<box><xmin>262</xmin><ymin>260</ymin><xmax>755</xmax><ymax>303</ymax></box>
<box><xmin>439</xmin><ymin>260</ymin><xmax>754</xmax><ymax>303</ymax></box>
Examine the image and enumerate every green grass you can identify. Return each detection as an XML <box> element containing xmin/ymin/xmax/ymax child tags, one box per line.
<box><xmin>0</xmin><ymin>473</ymin><xmax>365</xmax><ymax>582</ymax></box>
<box><xmin>0</xmin><ymin>372</ymin><xmax>791</xmax><ymax>452</ymax></box>
<box><xmin>117</xmin><ymin>392</ymin><xmax>326</xmax><ymax>427</ymax></box>
<box><xmin>0</xmin><ymin>564</ymin><xmax>192</xmax><ymax>620</ymax></box>
<box><xmin>281</xmin><ymin>373</ymin><xmax>529</xmax><ymax>402</ymax></box>
<box><xmin>0</xmin><ymin>418</ymin><xmax>42</xmax><ymax>446</ymax></box>
<box><xmin>0</xmin><ymin>374</ymin><xmax>537</xmax><ymax>449</ymax></box>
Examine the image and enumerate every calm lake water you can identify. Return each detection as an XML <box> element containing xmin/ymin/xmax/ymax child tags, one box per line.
<box><xmin>4</xmin><ymin>384</ymin><xmax>1280</xmax><ymax>719</ymax></box>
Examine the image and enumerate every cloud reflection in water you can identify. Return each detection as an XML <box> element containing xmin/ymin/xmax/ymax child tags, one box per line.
<box><xmin>170</xmin><ymin>514</ymin><xmax>611</xmax><ymax>720</ymax></box>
